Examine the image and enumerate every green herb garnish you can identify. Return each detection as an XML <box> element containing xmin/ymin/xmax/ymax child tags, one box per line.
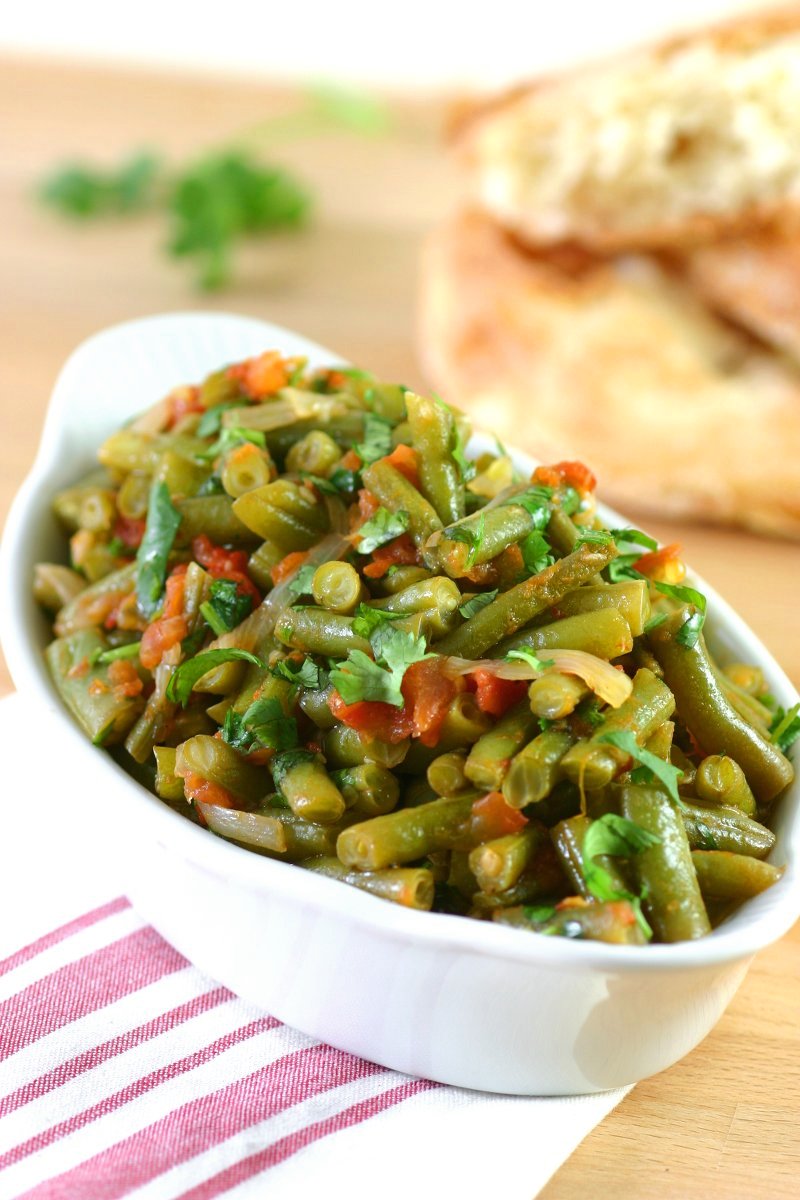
<box><xmin>351</xmin><ymin>604</ymin><xmax>406</xmax><ymax>639</ymax></box>
<box><xmin>330</xmin><ymin>626</ymin><xmax>432</xmax><ymax>708</ymax></box>
<box><xmin>166</xmin><ymin>648</ymin><xmax>263</xmax><ymax>706</ymax></box>
<box><xmin>653</xmin><ymin>581</ymin><xmax>707</xmax><ymax>648</ymax></box>
<box><xmin>520</xmin><ymin>530</ymin><xmax>554</xmax><ymax>575</ymax></box>
<box><xmin>270</xmin><ymin>657</ymin><xmax>324</xmax><ymax>689</ymax></box>
<box><xmin>354</xmin><ymin>413</ymin><xmax>394</xmax><ymax>466</ymax></box>
<box><xmin>458</xmin><ymin>590</ymin><xmax>498</xmax><ymax>619</ymax></box>
<box><xmin>135</xmin><ymin>481</ymin><xmax>182</xmax><ymax>618</ymax></box>
<box><xmin>769</xmin><ymin>702</ymin><xmax>800</xmax><ymax>756</ymax></box>
<box><xmin>88</xmin><ymin>641</ymin><xmax>142</xmax><ymax>666</ymax></box>
<box><xmin>505</xmin><ymin>648</ymin><xmax>556</xmax><ymax>672</ymax></box>
<box><xmin>199</xmin><ymin>578</ymin><xmax>253</xmax><ymax>636</ymax></box>
<box><xmin>356</xmin><ymin>508</ymin><xmax>410</xmax><ymax>555</ymax></box>
<box><xmin>582</xmin><ymin>813</ymin><xmax>661</xmax><ymax>938</ymax></box>
<box><xmin>598</xmin><ymin>730</ymin><xmax>684</xmax><ymax>805</ymax></box>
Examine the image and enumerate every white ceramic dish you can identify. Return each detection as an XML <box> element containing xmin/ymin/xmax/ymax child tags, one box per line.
<box><xmin>2</xmin><ymin>312</ymin><xmax>799</xmax><ymax>1096</ymax></box>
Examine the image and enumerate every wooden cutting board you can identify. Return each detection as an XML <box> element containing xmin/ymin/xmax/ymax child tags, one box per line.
<box><xmin>0</xmin><ymin>55</ymin><xmax>797</xmax><ymax>1199</ymax></box>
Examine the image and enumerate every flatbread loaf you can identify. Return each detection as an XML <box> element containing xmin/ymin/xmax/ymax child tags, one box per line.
<box><xmin>419</xmin><ymin>210</ymin><xmax>800</xmax><ymax>537</ymax></box>
<box><xmin>677</xmin><ymin>230</ymin><xmax>800</xmax><ymax>360</ymax></box>
<box><xmin>455</xmin><ymin>8</ymin><xmax>800</xmax><ymax>252</ymax></box>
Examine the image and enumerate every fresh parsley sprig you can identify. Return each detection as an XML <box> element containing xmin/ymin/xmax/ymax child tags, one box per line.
<box><xmin>356</xmin><ymin>508</ymin><xmax>410</xmax><ymax>555</ymax></box>
<box><xmin>582</xmin><ymin>813</ymin><xmax>661</xmax><ymax>939</ymax></box>
<box><xmin>330</xmin><ymin>626</ymin><xmax>432</xmax><ymax>708</ymax></box>
<box><xmin>598</xmin><ymin>730</ymin><xmax>684</xmax><ymax>806</ymax></box>
<box><xmin>653</xmin><ymin>581</ymin><xmax>707</xmax><ymax>648</ymax></box>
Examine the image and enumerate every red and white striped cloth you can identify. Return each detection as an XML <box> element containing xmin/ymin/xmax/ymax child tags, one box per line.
<box><xmin>0</xmin><ymin>694</ymin><xmax>629</xmax><ymax>1200</ymax></box>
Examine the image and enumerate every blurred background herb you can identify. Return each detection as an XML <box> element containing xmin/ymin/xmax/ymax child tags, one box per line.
<box><xmin>38</xmin><ymin>85</ymin><xmax>389</xmax><ymax>290</ymax></box>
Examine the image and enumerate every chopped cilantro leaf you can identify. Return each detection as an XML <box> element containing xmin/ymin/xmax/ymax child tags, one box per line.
<box><xmin>330</xmin><ymin>626</ymin><xmax>432</xmax><ymax>708</ymax></box>
<box><xmin>609</xmin><ymin>528</ymin><xmax>659</xmax><ymax>552</ymax></box>
<box><xmin>654</xmin><ymin>581</ymin><xmax>707</xmax><ymax>648</ymax></box>
<box><xmin>107</xmin><ymin>537</ymin><xmax>126</xmax><ymax>557</ymax></box>
<box><xmin>523</xmin><ymin>904</ymin><xmax>557</xmax><ymax>924</ymax></box>
<box><xmin>356</xmin><ymin>508</ymin><xmax>410</xmax><ymax>555</ymax></box>
<box><xmin>196</xmin><ymin>401</ymin><xmax>241</xmax><ymax>437</ymax></box>
<box><xmin>354</xmin><ymin>412</ymin><xmax>393</xmax><ymax>465</ymax></box>
<box><xmin>166</xmin><ymin>648</ymin><xmax>263</xmax><ymax>706</ymax></box>
<box><xmin>573</xmin><ymin>527</ymin><xmax>614</xmax><ymax>550</ymax></box>
<box><xmin>607</xmin><ymin>554</ymin><xmax>644</xmax><ymax>583</ymax></box>
<box><xmin>287</xmin><ymin>563</ymin><xmax>316</xmax><ymax>601</ymax></box>
<box><xmin>271</xmin><ymin>747</ymin><xmax>316</xmax><ymax>788</ymax></box>
<box><xmin>448</xmin><ymin>511</ymin><xmax>485</xmax><ymax>568</ymax></box>
<box><xmin>351</xmin><ymin>603</ymin><xmax>406</xmax><ymax>639</ymax></box>
<box><xmin>694</xmin><ymin>821</ymin><xmax>719</xmax><ymax>851</ymax></box>
<box><xmin>197</xmin><ymin>425</ymin><xmax>266</xmax><ymax>461</ymax></box>
<box><xmin>197</xmin><ymin>474</ymin><xmax>225</xmax><ymax>496</ymax></box>
<box><xmin>770</xmin><ymin>702</ymin><xmax>800</xmax><ymax>756</ymax></box>
<box><xmin>270</xmin><ymin>657</ymin><xmax>323</xmax><ymax>689</ymax></box>
<box><xmin>507</xmin><ymin>486</ymin><xmax>552</xmax><ymax>529</ymax></box>
<box><xmin>136</xmin><ymin>480</ymin><xmax>182</xmax><ymax>618</ymax></box>
<box><xmin>458</xmin><ymin>590</ymin><xmax>498</xmax><ymax>619</ymax></box>
<box><xmin>520</xmin><ymin>529</ymin><xmax>554</xmax><ymax>575</ymax></box>
<box><xmin>329</xmin><ymin>466</ymin><xmax>360</xmax><ymax>493</ymax></box>
<box><xmin>451</xmin><ymin>423</ymin><xmax>476</xmax><ymax>484</ymax></box>
<box><xmin>582</xmin><ymin>813</ymin><xmax>661</xmax><ymax>939</ymax></box>
<box><xmin>643</xmin><ymin>613</ymin><xmax>668</xmax><ymax>634</ymax></box>
<box><xmin>199</xmin><ymin>578</ymin><xmax>252</xmax><ymax>635</ymax></box>
<box><xmin>242</xmin><ymin>697</ymin><xmax>299</xmax><ymax>751</ymax></box>
<box><xmin>299</xmin><ymin>472</ymin><xmax>340</xmax><ymax>495</ymax></box>
<box><xmin>598</xmin><ymin>730</ymin><xmax>684</xmax><ymax>806</ymax></box>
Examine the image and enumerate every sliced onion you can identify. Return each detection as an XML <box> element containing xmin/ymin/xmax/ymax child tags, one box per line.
<box><xmin>443</xmin><ymin>649</ymin><xmax>633</xmax><ymax>708</ymax></box>
<box><xmin>208</xmin><ymin>528</ymin><xmax>352</xmax><ymax>653</ymax></box>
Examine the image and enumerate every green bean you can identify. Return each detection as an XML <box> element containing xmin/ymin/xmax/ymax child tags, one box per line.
<box><xmin>285</xmin><ymin>430</ymin><xmax>342</xmax><ymax>476</ymax></box>
<box><xmin>199</xmin><ymin>802</ymin><xmax>348</xmax><ymax>859</ymax></box>
<box><xmin>361</xmin><ymin>459</ymin><xmax>443</xmax><ymax>549</ymax></box>
<box><xmin>405</xmin><ymin>391</ymin><xmax>463</xmax><ymax>524</ymax></box>
<box><xmin>98</xmin><ymin>429</ymin><xmax>206</xmax><ymax>474</ymax></box>
<box><xmin>436</xmin><ymin>542</ymin><xmax>618</xmax><ymax>659</ymax></box>
<box><xmin>438</xmin><ymin>693</ymin><xmax>492</xmax><ymax>746</ymax></box>
<box><xmin>680</xmin><ymin>800</ymin><xmax>775</xmax><ymax>858</ymax></box>
<box><xmin>155</xmin><ymin>449</ymin><xmax>208</xmax><ymax>498</ymax></box>
<box><xmin>690</xmin><ymin>851</ymin><xmax>784</xmax><ymax>903</ymax></box>
<box><xmin>528</xmin><ymin>673</ymin><xmax>589</xmax><ymax>720</ymax></box>
<box><xmin>175</xmin><ymin>496</ymin><xmax>258</xmax><ymax>547</ymax></box>
<box><xmin>231</xmin><ymin>478</ymin><xmax>327</xmax><ymax>547</ymax></box>
<box><xmin>330</xmin><ymin>765</ymin><xmax>400</xmax><ymax>816</ymax></box>
<box><xmin>403</xmin><ymin>778</ymin><xmax>440</xmax><ymax>808</ymax></box>
<box><xmin>469</xmin><ymin>844</ymin><xmax>568</xmax><ymax>913</ymax></box>
<box><xmin>469</xmin><ymin>823</ymin><xmax>549</xmax><ymax>894</ymax></box>
<box><xmin>502</xmin><ymin>729</ymin><xmax>574</xmax><ymax>808</ymax></box>
<box><xmin>369</xmin><ymin>565</ymin><xmax>431</xmax><ymax>595</ymax></box>
<box><xmin>153</xmin><ymin>747</ymin><xmax>184</xmax><ymax>801</ymax></box>
<box><xmin>230</xmin><ymin>663</ymin><xmax>294</xmax><ymax>717</ymax></box>
<box><xmin>46</xmin><ymin>629</ymin><xmax>145</xmax><ymax>746</ymax></box>
<box><xmin>551</xmin><ymin>814</ymin><xmax>632</xmax><ymax>900</ymax></box>
<box><xmin>642</xmin><ymin>720</ymin><xmax>674</xmax><ymax>762</ymax></box>
<box><xmin>175</xmin><ymin>735</ymin><xmax>267</xmax><ymax>805</ymax></box>
<box><xmin>428</xmin><ymin>505</ymin><xmax>538</xmax><ymax>578</ymax></box>
<box><xmin>723</xmin><ymin>662</ymin><xmax>767</xmax><ymax>697</ymax></box>
<box><xmin>717</xmin><ymin>672</ymin><xmax>773</xmax><ymax>734</ymax></box>
<box><xmin>164</xmin><ymin>707</ymin><xmax>216</xmax><ymax>745</ymax></box>
<box><xmin>275</xmin><ymin>607</ymin><xmax>371</xmax><ymax>657</ymax></box>
<box><xmin>695</xmin><ymin>755</ymin><xmax>757</xmax><ymax>817</ymax></box>
<box><xmin>299</xmin><ymin>685</ymin><xmax>337</xmax><ymax>731</ymax></box>
<box><xmin>560</xmin><ymin>668</ymin><xmax>675</xmax><ymax>789</ymax></box>
<box><xmin>53</xmin><ymin>481</ymin><xmax>116</xmax><ymax>532</ymax></box>
<box><xmin>262</xmin><ymin>413</ymin><xmax>366</xmax><ymax>462</ymax></box>
<box><xmin>220</xmin><ymin>446</ymin><xmax>273</xmax><ymax>499</ymax></box>
<box><xmin>427</xmin><ymin>750</ymin><xmax>469</xmax><ymax>796</ymax></box>
<box><xmin>33</xmin><ymin>564</ymin><xmax>86</xmax><ymax>613</ymax></box>
<box><xmin>304</xmin><ymin>856</ymin><xmax>435</xmax><ymax>910</ymax></box>
<box><xmin>246</xmin><ymin>540</ymin><xmax>283</xmax><ymax>591</ymax></box>
<box><xmin>311</xmin><ymin>562</ymin><xmax>366</xmax><ymax>614</ymax></box>
<box><xmin>619</xmin><ymin>784</ymin><xmax>711</xmax><ymax>942</ymax></box>
<box><xmin>199</xmin><ymin>367</ymin><xmax>241</xmax><ymax>408</ymax></box>
<box><xmin>322</xmin><ymin>725</ymin><xmax>409</xmax><ymax>769</ymax></box>
<box><xmin>69</xmin><ymin>532</ymin><xmax>120</xmax><ymax>582</ymax></box>
<box><xmin>554</xmin><ymin>580</ymin><xmax>651</xmax><ymax>637</ymax></box>
<box><xmin>337</xmin><ymin>793</ymin><xmax>477</xmax><ymax>870</ymax></box>
<box><xmin>53</xmin><ymin>562</ymin><xmax>137</xmax><ymax>638</ymax></box>
<box><xmin>648</xmin><ymin>612</ymin><xmax>793</xmax><ymax>805</ymax></box>
<box><xmin>531</xmin><ymin>779</ymin><xmax>583</xmax><ymax>827</ymax></box>
<box><xmin>495</xmin><ymin>608</ymin><xmax>634</xmax><ymax>660</ymax></box>
<box><xmin>117</xmin><ymin>471</ymin><xmax>152</xmax><ymax>520</ymax></box>
<box><xmin>464</xmin><ymin>701</ymin><xmax>539</xmax><ymax>790</ymax></box>
<box><xmin>372</xmin><ymin>576</ymin><xmax>461</xmax><ymax>620</ymax></box>
<box><xmin>493</xmin><ymin>901</ymin><xmax>647</xmax><ymax>944</ymax></box>
<box><xmin>545</xmin><ymin>507</ymin><xmax>580</xmax><ymax>555</ymax></box>
<box><xmin>205</xmin><ymin>697</ymin><xmax>233</xmax><ymax>725</ymax></box>
<box><xmin>273</xmin><ymin>754</ymin><xmax>346</xmax><ymax>824</ymax></box>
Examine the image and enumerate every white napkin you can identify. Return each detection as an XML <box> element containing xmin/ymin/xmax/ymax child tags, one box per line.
<box><xmin>0</xmin><ymin>694</ymin><xmax>630</xmax><ymax>1200</ymax></box>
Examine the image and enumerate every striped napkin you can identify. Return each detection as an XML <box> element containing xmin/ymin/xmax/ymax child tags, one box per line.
<box><xmin>0</xmin><ymin>693</ymin><xmax>630</xmax><ymax>1200</ymax></box>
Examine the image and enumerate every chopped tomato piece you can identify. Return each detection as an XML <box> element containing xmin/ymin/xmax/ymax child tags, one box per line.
<box><xmin>383</xmin><ymin>443</ymin><xmax>420</xmax><ymax>488</ymax></box>
<box><xmin>470</xmin><ymin>669</ymin><xmax>528</xmax><ymax>718</ymax></box>
<box><xmin>139</xmin><ymin>614</ymin><xmax>189</xmax><ymax>670</ymax></box>
<box><xmin>362</xmin><ymin>533</ymin><xmax>419</xmax><ymax>579</ymax></box>
<box><xmin>328</xmin><ymin>691</ymin><xmax>413</xmax><ymax>743</ymax></box>
<box><xmin>339</xmin><ymin>448</ymin><xmax>362</xmax><ymax>471</ymax></box>
<box><xmin>112</xmin><ymin>516</ymin><xmax>146</xmax><ymax>550</ymax></box>
<box><xmin>470</xmin><ymin>791</ymin><xmax>528</xmax><ymax>840</ymax></box>
<box><xmin>88</xmin><ymin>678</ymin><xmax>110</xmax><ymax>696</ymax></box>
<box><xmin>179</xmin><ymin>770</ymin><xmax>237</xmax><ymax>813</ymax></box>
<box><xmin>167</xmin><ymin>385</ymin><xmax>203</xmax><ymax>429</ymax></box>
<box><xmin>633</xmin><ymin>542</ymin><xmax>686</xmax><ymax>584</ymax></box>
<box><xmin>271</xmin><ymin>549</ymin><xmax>309</xmax><ymax>586</ymax></box>
<box><xmin>533</xmin><ymin>460</ymin><xmax>596</xmax><ymax>495</ymax></box>
<box><xmin>107</xmin><ymin>658</ymin><xmax>144</xmax><ymax>698</ymax></box>
<box><xmin>192</xmin><ymin>535</ymin><xmax>261</xmax><ymax>606</ymax></box>
<box><xmin>227</xmin><ymin>351</ymin><xmax>298</xmax><ymax>399</ymax></box>
<box><xmin>402</xmin><ymin>658</ymin><xmax>462</xmax><ymax>747</ymax></box>
<box><xmin>357</xmin><ymin>488</ymin><xmax>381</xmax><ymax>523</ymax></box>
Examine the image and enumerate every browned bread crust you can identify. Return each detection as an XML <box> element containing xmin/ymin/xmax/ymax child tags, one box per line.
<box><xmin>454</xmin><ymin>8</ymin><xmax>800</xmax><ymax>252</ymax></box>
<box><xmin>419</xmin><ymin>210</ymin><xmax>800</xmax><ymax>537</ymax></box>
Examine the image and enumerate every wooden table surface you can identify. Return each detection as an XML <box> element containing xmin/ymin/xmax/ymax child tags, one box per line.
<box><xmin>1</xmin><ymin>56</ymin><xmax>798</xmax><ymax>1198</ymax></box>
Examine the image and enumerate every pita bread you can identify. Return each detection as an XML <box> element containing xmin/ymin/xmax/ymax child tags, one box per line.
<box><xmin>455</xmin><ymin>8</ymin><xmax>800</xmax><ymax>252</ymax></box>
<box><xmin>419</xmin><ymin>211</ymin><xmax>800</xmax><ymax>537</ymax></box>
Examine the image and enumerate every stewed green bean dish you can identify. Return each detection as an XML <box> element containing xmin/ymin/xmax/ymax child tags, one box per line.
<box><xmin>36</xmin><ymin>350</ymin><xmax>799</xmax><ymax>945</ymax></box>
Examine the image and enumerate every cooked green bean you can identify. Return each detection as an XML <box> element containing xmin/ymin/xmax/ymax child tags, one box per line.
<box><xmin>275</xmin><ymin>607</ymin><xmax>371</xmax><ymax>657</ymax></box>
<box><xmin>620</xmin><ymin>784</ymin><xmax>711</xmax><ymax>942</ymax></box>
<box><xmin>465</xmin><ymin>701</ymin><xmax>539</xmax><ymax>790</ymax></box>
<box><xmin>285</xmin><ymin>430</ymin><xmax>342</xmax><ymax>476</ymax></box>
<box><xmin>199</xmin><ymin>802</ymin><xmax>348</xmax><ymax>859</ymax></box>
<box><xmin>272</xmin><ymin>754</ymin><xmax>346</xmax><ymax>824</ymax></box>
<box><xmin>695</xmin><ymin>755</ymin><xmax>757</xmax><ymax>817</ymax></box>
<box><xmin>154</xmin><ymin>746</ymin><xmax>187</xmax><ymax>801</ymax></box>
<box><xmin>311</xmin><ymin>562</ymin><xmax>366</xmax><ymax>614</ymax></box>
<box><xmin>528</xmin><ymin>673</ymin><xmax>589</xmax><ymax>720</ymax></box>
<box><xmin>561</xmin><ymin>669</ymin><xmax>675</xmax><ymax>789</ymax></box>
<box><xmin>304</xmin><ymin>856</ymin><xmax>435</xmax><ymax>910</ymax></box>
<box><xmin>322</xmin><ymin>725</ymin><xmax>409</xmax><ymax>769</ymax></box>
<box><xmin>405</xmin><ymin>391</ymin><xmax>463</xmax><ymax>525</ymax></box>
<box><xmin>361</xmin><ymin>459</ymin><xmax>443</xmax><ymax>548</ymax></box>
<box><xmin>648</xmin><ymin>612</ymin><xmax>793</xmax><ymax>805</ymax></box>
<box><xmin>502</xmin><ymin>729</ymin><xmax>574</xmax><ymax>808</ymax></box>
<box><xmin>554</xmin><ymin>580</ymin><xmax>651</xmax><ymax>637</ymax></box>
<box><xmin>551</xmin><ymin>814</ymin><xmax>631</xmax><ymax>900</ymax></box>
<box><xmin>680</xmin><ymin>800</ymin><xmax>775</xmax><ymax>858</ymax></box>
<box><xmin>330</xmin><ymin>764</ymin><xmax>400</xmax><ymax>816</ymax></box>
<box><xmin>723</xmin><ymin>662</ymin><xmax>767</xmax><ymax>697</ymax></box>
<box><xmin>427</xmin><ymin>750</ymin><xmax>469</xmax><ymax>796</ymax></box>
<box><xmin>175</xmin><ymin>734</ymin><xmax>266</xmax><ymax>805</ymax></box>
<box><xmin>436</xmin><ymin>542</ymin><xmax>618</xmax><ymax>658</ymax></box>
<box><xmin>690</xmin><ymin>852</ymin><xmax>784</xmax><ymax>902</ymax></box>
<box><xmin>33</xmin><ymin>564</ymin><xmax>86</xmax><ymax>612</ymax></box>
<box><xmin>496</xmin><ymin>608</ymin><xmax>634</xmax><ymax>660</ymax></box>
<box><xmin>46</xmin><ymin>629</ymin><xmax>145</xmax><ymax>746</ymax></box>
<box><xmin>469</xmin><ymin>823</ymin><xmax>549</xmax><ymax>894</ymax></box>
<box><xmin>176</xmin><ymin>496</ymin><xmax>258</xmax><ymax>547</ymax></box>
<box><xmin>493</xmin><ymin>900</ymin><xmax>647</xmax><ymax>944</ymax></box>
<box><xmin>337</xmin><ymin>794</ymin><xmax>477</xmax><ymax>870</ymax></box>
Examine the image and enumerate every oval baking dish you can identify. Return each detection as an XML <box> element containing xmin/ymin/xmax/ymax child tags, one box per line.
<box><xmin>2</xmin><ymin>311</ymin><xmax>798</xmax><ymax>1095</ymax></box>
